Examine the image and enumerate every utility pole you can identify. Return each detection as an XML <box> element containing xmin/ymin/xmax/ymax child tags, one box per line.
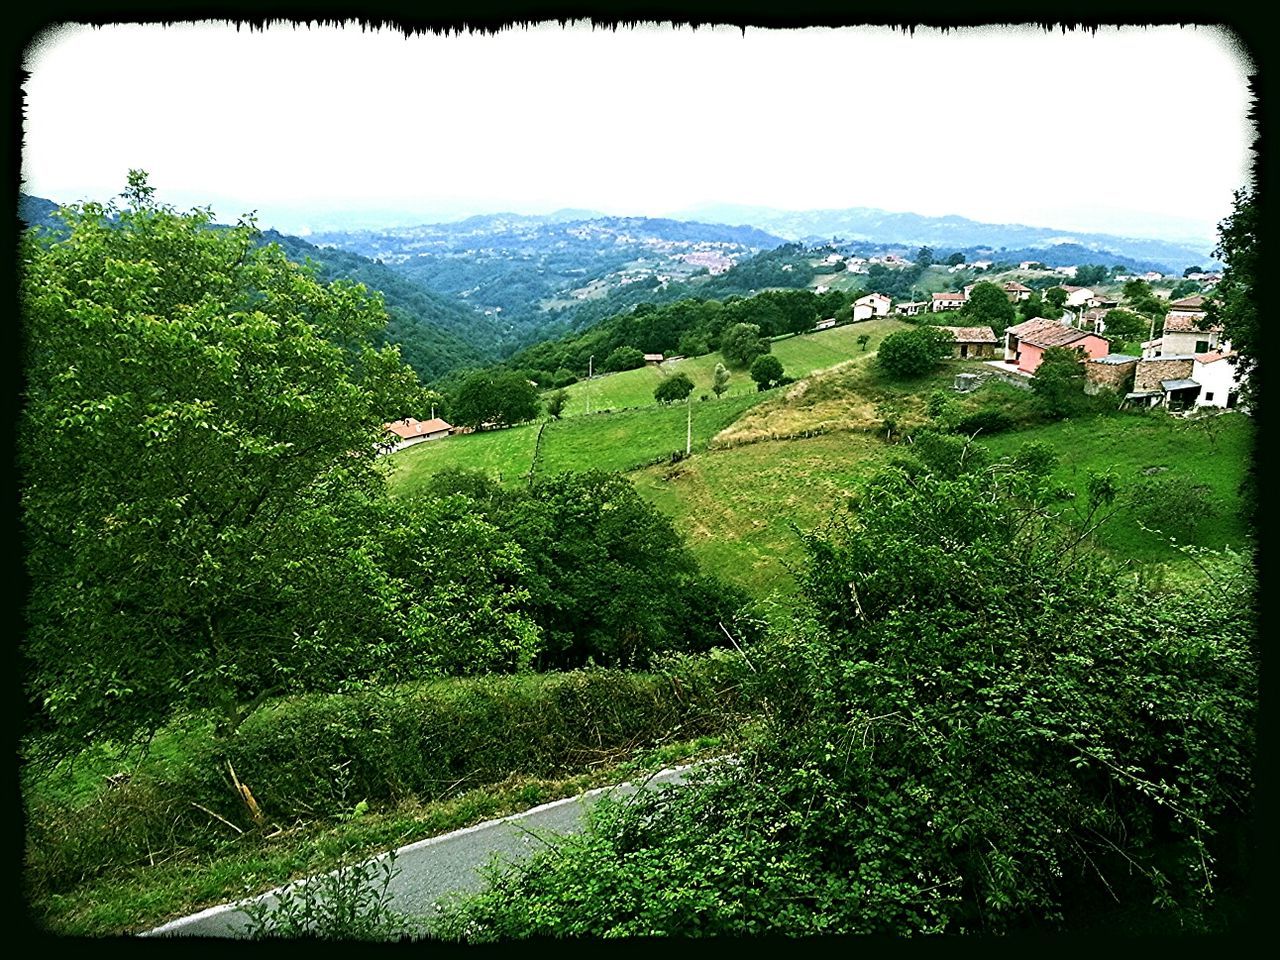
<box><xmin>587</xmin><ymin>356</ymin><xmax>593</xmax><ymax>415</ymax></box>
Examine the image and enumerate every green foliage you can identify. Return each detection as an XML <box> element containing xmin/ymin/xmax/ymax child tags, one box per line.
<box><xmin>442</xmin><ymin>461</ymin><xmax>1257</xmax><ymax>937</ymax></box>
<box><xmin>960</xmin><ymin>281</ymin><xmax>1016</xmax><ymax>333</ymax></box>
<box><xmin>1207</xmin><ymin>187</ymin><xmax>1256</xmax><ymax>403</ymax></box>
<box><xmin>603</xmin><ymin>345</ymin><xmax>646</xmax><ymax>372</ymax></box>
<box><xmin>916</xmin><ymin>245</ymin><xmax>935</xmax><ymax>267</ymax></box>
<box><xmin>1020</xmin><ymin>290</ymin><xmax>1046</xmax><ymax>321</ymax></box>
<box><xmin>711</xmin><ymin>362</ymin><xmax>731</xmax><ymax>398</ymax></box>
<box><xmin>25</xmin><ymin>659</ymin><xmax>750</xmax><ymax>908</ymax></box>
<box><xmin>1169</xmin><ymin>279</ymin><xmax>1200</xmax><ymax>300</ymax></box>
<box><xmin>1125</xmin><ymin>475</ymin><xmax>1219</xmax><ymax>543</ymax></box>
<box><xmin>1045</xmin><ymin>287</ymin><xmax>1069</xmax><ymax>310</ymax></box>
<box><xmin>450</xmin><ymin>369</ymin><xmax>541</xmax><ymax>429</ymax></box>
<box><xmin>946</xmin><ymin>252</ymin><xmax>966</xmax><ymax>266</ymax></box>
<box><xmin>1030</xmin><ymin>346</ymin><xmax>1088</xmax><ymax>418</ymax></box>
<box><xmin>1072</xmin><ymin>264</ymin><xmax>1109</xmax><ymax>286</ymax></box>
<box><xmin>719</xmin><ymin>322</ymin><xmax>770</xmax><ymax>370</ymax></box>
<box><xmin>243</xmin><ymin>851</ymin><xmax>416</xmax><ymax>941</ymax></box>
<box><xmin>901</xmin><ymin>429</ymin><xmax>990</xmax><ymax>479</ymax></box>
<box><xmin>20</xmin><ymin>172</ymin><xmax>428</xmax><ymax>757</ymax></box>
<box><xmin>545</xmin><ymin>389</ymin><xmax>569</xmax><ymax>419</ymax></box>
<box><xmin>876</xmin><ymin>326</ymin><xmax>954</xmax><ymax>379</ymax></box>
<box><xmin>857</xmin><ymin>333</ymin><xmax>871</xmax><ymax>351</ymax></box>
<box><xmin>1102</xmin><ymin>309</ymin><xmax>1148</xmax><ymax>341</ymax></box>
<box><xmin>1011</xmin><ymin>439</ymin><xmax>1059</xmax><ymax>477</ymax></box>
<box><xmin>654</xmin><ymin>372</ymin><xmax>695</xmax><ymax>404</ymax></box>
<box><xmin>953</xmin><ymin>408</ymin><xmax>1016</xmax><ymax>436</ymax></box>
<box><xmin>749</xmin><ymin>354</ymin><xmax>785</xmax><ymax>390</ymax></box>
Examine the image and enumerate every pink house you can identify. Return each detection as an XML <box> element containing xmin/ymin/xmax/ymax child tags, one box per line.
<box><xmin>1004</xmin><ymin>318</ymin><xmax>1110</xmax><ymax>375</ymax></box>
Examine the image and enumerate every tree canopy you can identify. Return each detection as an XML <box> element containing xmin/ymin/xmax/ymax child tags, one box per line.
<box><xmin>1206</xmin><ymin>187</ymin><xmax>1256</xmax><ymax>404</ymax></box>
<box><xmin>654</xmin><ymin>372</ymin><xmax>695</xmax><ymax>404</ymax></box>
<box><xmin>451</xmin><ymin>370</ymin><xmax>541</xmax><ymax>429</ymax></box>
<box><xmin>20</xmin><ymin>172</ymin><xmax>430</xmax><ymax>754</ymax></box>
<box><xmin>719</xmin><ymin>322</ymin><xmax>770</xmax><ymax>370</ymax></box>
<box><xmin>959</xmin><ymin>281</ymin><xmax>1016</xmax><ymax>333</ymax></box>
<box><xmin>877</xmin><ymin>326</ymin><xmax>954</xmax><ymax>378</ymax></box>
<box><xmin>749</xmin><ymin>354</ymin><xmax>785</xmax><ymax>390</ymax></box>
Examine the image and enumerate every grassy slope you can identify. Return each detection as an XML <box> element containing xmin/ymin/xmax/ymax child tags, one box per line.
<box><xmin>556</xmin><ymin>317</ymin><xmax>908</xmax><ymax>416</ymax></box>
<box><xmin>631</xmin><ymin>431</ymin><xmax>892</xmax><ymax>599</ymax></box>
<box><xmin>978</xmin><ymin>411</ymin><xmax>1252</xmax><ymax>565</ymax></box>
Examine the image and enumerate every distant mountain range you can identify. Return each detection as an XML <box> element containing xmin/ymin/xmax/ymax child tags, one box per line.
<box><xmin>671</xmin><ymin>203</ymin><xmax>1218</xmax><ymax>274</ymax></box>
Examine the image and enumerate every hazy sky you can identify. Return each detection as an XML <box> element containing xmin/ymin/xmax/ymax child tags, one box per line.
<box><xmin>22</xmin><ymin>21</ymin><xmax>1255</xmax><ymax>241</ymax></box>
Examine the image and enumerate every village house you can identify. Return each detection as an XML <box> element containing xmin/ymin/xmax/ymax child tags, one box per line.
<box><xmin>1166</xmin><ymin>294</ymin><xmax>1208</xmax><ymax>317</ymax></box>
<box><xmin>1142</xmin><ymin>271</ymin><xmax>1164</xmax><ymax>282</ymax></box>
<box><xmin>934</xmin><ymin>326</ymin><xmax>999</xmax><ymax>359</ymax></box>
<box><xmin>1002</xmin><ymin>280</ymin><xmax>1033</xmax><ymax>302</ymax></box>
<box><xmin>1084</xmin><ymin>354</ymin><xmax>1139</xmax><ymax>395</ymax></box>
<box><xmin>1003</xmin><ymin>317</ymin><xmax>1110</xmax><ymax>375</ymax></box>
<box><xmin>1192</xmin><ymin>349</ymin><xmax>1243</xmax><ymax>409</ymax></box>
<box><xmin>1160</xmin><ymin>314</ymin><xmax>1223</xmax><ymax>356</ymax></box>
<box><xmin>381</xmin><ymin>416</ymin><xmax>453</xmax><ymax>454</ymax></box>
<box><xmin>1086</xmin><ymin>293</ymin><xmax>1119</xmax><ymax>310</ymax></box>
<box><xmin>1126</xmin><ymin>356</ymin><xmax>1199</xmax><ymax>410</ymax></box>
<box><xmin>1080</xmin><ymin>308</ymin><xmax>1110</xmax><ymax>334</ymax></box>
<box><xmin>894</xmin><ymin>300</ymin><xmax>927</xmax><ymax>317</ymax></box>
<box><xmin>1054</xmin><ymin>265</ymin><xmax>1079</xmax><ymax>279</ymax></box>
<box><xmin>814</xmin><ymin>317</ymin><xmax>838</xmax><ymax>331</ymax></box>
<box><xmin>1058</xmin><ymin>285</ymin><xmax>1095</xmax><ymax>308</ymax></box>
<box><xmin>854</xmin><ymin>292</ymin><xmax>892</xmax><ymax>317</ymax></box>
<box><xmin>1018</xmin><ymin>260</ymin><xmax>1041</xmax><ymax>271</ymax></box>
<box><xmin>931</xmin><ymin>291</ymin><xmax>967</xmax><ymax>312</ymax></box>
<box><xmin>970</xmin><ymin>260</ymin><xmax>994</xmax><ymax>269</ymax></box>
<box><xmin>643</xmin><ymin>353</ymin><xmax>665</xmax><ymax>365</ymax></box>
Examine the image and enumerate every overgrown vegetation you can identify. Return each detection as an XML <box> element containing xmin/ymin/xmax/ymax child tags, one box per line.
<box><xmin>438</xmin><ymin>451</ymin><xmax>1257</xmax><ymax>939</ymax></box>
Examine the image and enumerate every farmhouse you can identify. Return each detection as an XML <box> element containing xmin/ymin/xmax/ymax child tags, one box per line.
<box><xmin>1192</xmin><ymin>350</ymin><xmax>1243</xmax><ymax>409</ymax></box>
<box><xmin>1003</xmin><ymin>317</ymin><xmax>1110</xmax><ymax>375</ymax></box>
<box><xmin>1002</xmin><ymin>281</ymin><xmax>1033</xmax><ymax>302</ymax></box>
<box><xmin>894</xmin><ymin>300</ymin><xmax>927</xmax><ymax>317</ymax></box>
<box><xmin>854</xmin><ymin>292</ymin><xmax>892</xmax><ymax>317</ymax></box>
<box><xmin>1058</xmin><ymin>285</ymin><xmax>1095</xmax><ymax>308</ymax></box>
<box><xmin>814</xmin><ymin>317</ymin><xmax>838</xmax><ymax>331</ymax></box>
<box><xmin>1166</xmin><ymin>294</ymin><xmax>1208</xmax><ymax>317</ymax></box>
<box><xmin>644</xmin><ymin>353</ymin><xmax>665</xmax><ymax>365</ymax></box>
<box><xmin>934</xmin><ymin>326</ymin><xmax>999</xmax><ymax>359</ymax></box>
<box><xmin>1161</xmin><ymin>314</ymin><xmax>1223</xmax><ymax>356</ymax></box>
<box><xmin>381</xmin><ymin>416</ymin><xmax>453</xmax><ymax>454</ymax></box>
<box><xmin>931</xmin><ymin>292</ymin><xmax>967</xmax><ymax>312</ymax></box>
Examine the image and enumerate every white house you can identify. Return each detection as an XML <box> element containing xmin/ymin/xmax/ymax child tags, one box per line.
<box><xmin>1059</xmin><ymin>286</ymin><xmax>1095</xmax><ymax>309</ymax></box>
<box><xmin>1166</xmin><ymin>294</ymin><xmax>1208</xmax><ymax>318</ymax></box>
<box><xmin>1161</xmin><ymin>314</ymin><xmax>1223</xmax><ymax>356</ymax></box>
<box><xmin>894</xmin><ymin>300</ymin><xmax>927</xmax><ymax>317</ymax></box>
<box><xmin>381</xmin><ymin>417</ymin><xmax>452</xmax><ymax>454</ymax></box>
<box><xmin>1192</xmin><ymin>349</ymin><xmax>1244</xmax><ymax>409</ymax></box>
<box><xmin>931</xmin><ymin>292</ymin><xmax>967</xmax><ymax>312</ymax></box>
<box><xmin>854</xmin><ymin>292</ymin><xmax>892</xmax><ymax>317</ymax></box>
<box><xmin>1018</xmin><ymin>260</ymin><xmax>1040</xmax><ymax>271</ymax></box>
<box><xmin>815</xmin><ymin>317</ymin><xmax>838</xmax><ymax>331</ymax></box>
<box><xmin>1054</xmin><ymin>265</ymin><xmax>1079</xmax><ymax>279</ymax></box>
<box><xmin>1002</xmin><ymin>281</ymin><xmax>1033</xmax><ymax>302</ymax></box>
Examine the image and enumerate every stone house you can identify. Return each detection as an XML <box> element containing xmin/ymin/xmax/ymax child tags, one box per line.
<box><xmin>934</xmin><ymin>326</ymin><xmax>999</xmax><ymax>359</ymax></box>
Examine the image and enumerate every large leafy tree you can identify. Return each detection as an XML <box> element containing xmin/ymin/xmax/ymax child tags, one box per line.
<box><xmin>20</xmin><ymin>173</ymin><xmax>427</xmax><ymax>755</ymax></box>
<box><xmin>654</xmin><ymin>372</ymin><xmax>695</xmax><ymax>404</ymax></box>
<box><xmin>1206</xmin><ymin>187</ymin><xmax>1257</xmax><ymax>404</ymax></box>
<box><xmin>959</xmin><ymin>281</ymin><xmax>1016</xmax><ymax>333</ymax></box>
<box><xmin>1030</xmin><ymin>345</ymin><xmax>1088</xmax><ymax>418</ymax></box>
<box><xmin>876</xmin><ymin>326</ymin><xmax>954</xmax><ymax>378</ymax></box>
<box><xmin>719</xmin><ymin>322</ymin><xmax>770</xmax><ymax>369</ymax></box>
<box><xmin>451</xmin><ymin>369</ymin><xmax>541</xmax><ymax>429</ymax></box>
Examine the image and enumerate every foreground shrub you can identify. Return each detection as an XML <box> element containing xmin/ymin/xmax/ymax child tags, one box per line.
<box><xmin>439</xmin><ymin>463</ymin><xmax>1256</xmax><ymax>937</ymax></box>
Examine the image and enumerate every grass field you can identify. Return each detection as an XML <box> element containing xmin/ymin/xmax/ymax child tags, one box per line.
<box><xmin>631</xmin><ymin>430</ymin><xmax>893</xmax><ymax>599</ymax></box>
<box><xmin>978</xmin><ymin>410</ymin><xmax>1253</xmax><ymax>567</ymax></box>
<box><xmin>556</xmin><ymin>317</ymin><xmax>908</xmax><ymax>417</ymax></box>
<box><xmin>388</xmin><ymin>391</ymin><xmax>769</xmax><ymax>495</ymax></box>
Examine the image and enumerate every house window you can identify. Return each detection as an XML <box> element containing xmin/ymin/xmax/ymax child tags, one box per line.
<box><xmin>1195</xmin><ymin>340</ymin><xmax>1210</xmax><ymax>353</ymax></box>
<box><xmin>1204</xmin><ymin>392</ymin><xmax>1214</xmax><ymax>402</ymax></box>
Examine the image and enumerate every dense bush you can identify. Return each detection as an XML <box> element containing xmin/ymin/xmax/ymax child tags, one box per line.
<box><xmin>877</xmin><ymin>326</ymin><xmax>954</xmax><ymax>378</ymax></box>
<box><xmin>440</xmin><ymin>459</ymin><xmax>1257</xmax><ymax>938</ymax></box>
<box><xmin>952</xmin><ymin>408</ymin><xmax>1016</xmax><ymax>436</ymax></box>
<box><xmin>24</xmin><ymin>655</ymin><xmax>753</xmax><ymax>899</ymax></box>
<box><xmin>602</xmin><ymin>346</ymin><xmax>646</xmax><ymax>372</ymax></box>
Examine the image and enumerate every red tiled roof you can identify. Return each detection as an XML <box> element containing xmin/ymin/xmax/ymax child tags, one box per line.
<box><xmin>932</xmin><ymin>292</ymin><xmax>966</xmax><ymax>301</ymax></box>
<box><xmin>1169</xmin><ymin>295</ymin><xmax>1207</xmax><ymax>310</ymax></box>
<box><xmin>934</xmin><ymin>325</ymin><xmax>998</xmax><ymax>344</ymax></box>
<box><xmin>1006</xmin><ymin>318</ymin><xmax>1101</xmax><ymax>349</ymax></box>
<box><xmin>1002</xmin><ymin>281</ymin><xmax>1032</xmax><ymax>292</ymax></box>
<box><xmin>1163</xmin><ymin>314</ymin><xmax>1223</xmax><ymax>334</ymax></box>
<box><xmin>384</xmin><ymin>417</ymin><xmax>452</xmax><ymax>439</ymax></box>
<box><xmin>1195</xmin><ymin>350</ymin><xmax>1236</xmax><ymax>365</ymax></box>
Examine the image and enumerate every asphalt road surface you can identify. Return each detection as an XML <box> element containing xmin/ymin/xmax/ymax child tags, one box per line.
<box><xmin>143</xmin><ymin>763</ymin><xmax>700</xmax><ymax>939</ymax></box>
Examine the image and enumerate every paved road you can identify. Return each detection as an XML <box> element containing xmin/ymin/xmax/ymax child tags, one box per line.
<box><xmin>143</xmin><ymin>763</ymin><xmax>699</xmax><ymax>939</ymax></box>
